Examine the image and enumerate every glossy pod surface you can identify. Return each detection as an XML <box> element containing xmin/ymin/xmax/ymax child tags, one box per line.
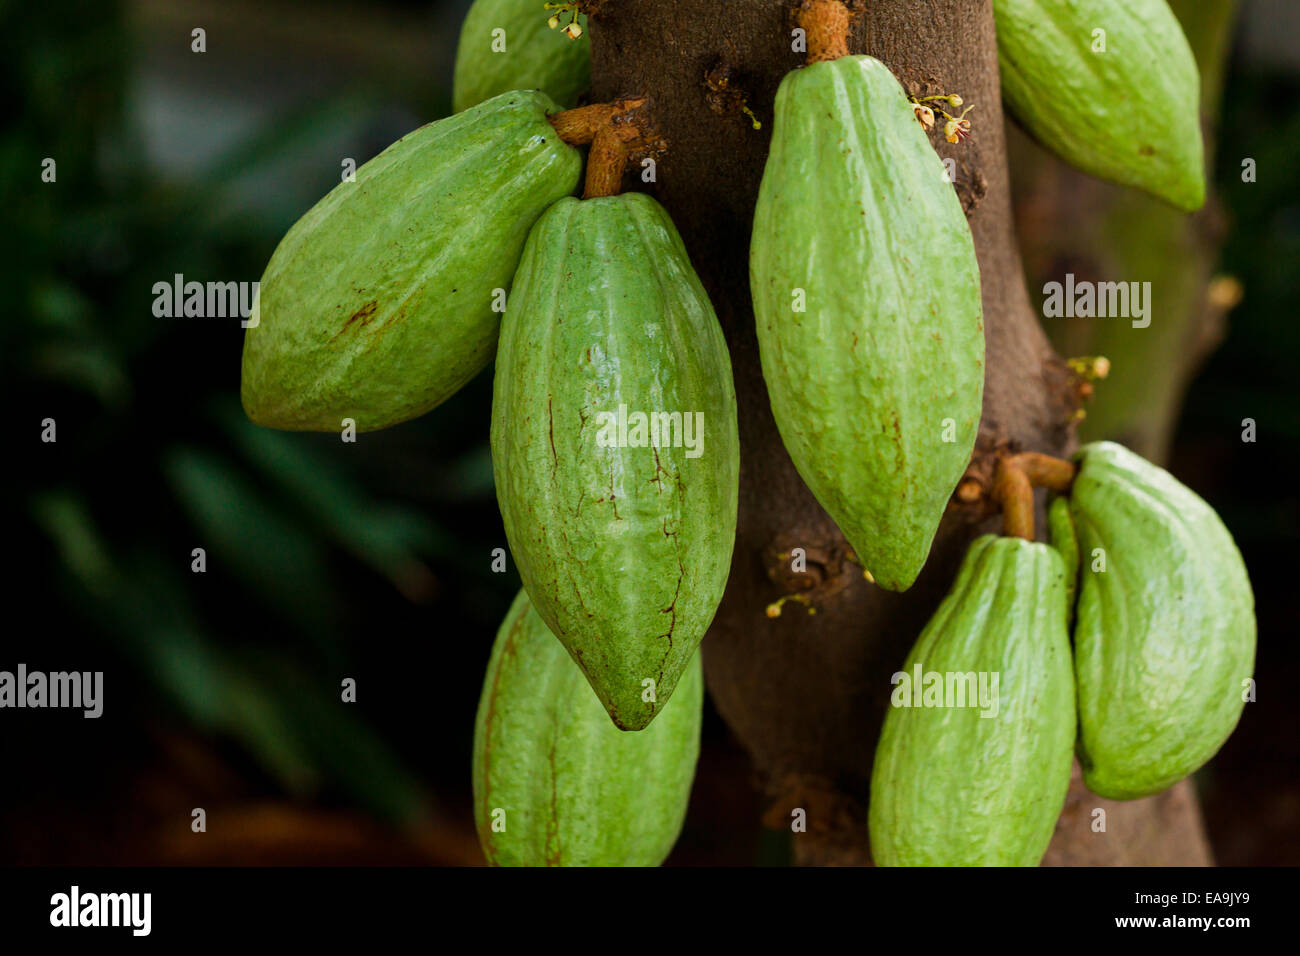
<box><xmin>869</xmin><ymin>536</ymin><xmax>1075</xmax><ymax>866</ymax></box>
<box><xmin>472</xmin><ymin>590</ymin><xmax>702</xmax><ymax>866</ymax></box>
<box><xmin>750</xmin><ymin>55</ymin><xmax>984</xmax><ymax>592</ymax></box>
<box><xmin>492</xmin><ymin>193</ymin><xmax>739</xmax><ymax>730</ymax></box>
<box><xmin>241</xmin><ymin>91</ymin><xmax>581</xmax><ymax>432</ymax></box>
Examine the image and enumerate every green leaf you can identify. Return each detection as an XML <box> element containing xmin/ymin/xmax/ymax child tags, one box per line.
<box><xmin>214</xmin><ymin>399</ymin><xmax>453</xmax><ymax>591</ymax></box>
<box><xmin>162</xmin><ymin>445</ymin><xmax>339</xmax><ymax>636</ymax></box>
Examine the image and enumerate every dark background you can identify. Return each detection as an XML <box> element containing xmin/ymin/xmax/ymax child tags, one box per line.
<box><xmin>2</xmin><ymin>0</ymin><xmax>1295</xmax><ymax>865</ymax></box>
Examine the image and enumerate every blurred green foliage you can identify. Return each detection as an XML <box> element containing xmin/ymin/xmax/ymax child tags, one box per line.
<box><xmin>1198</xmin><ymin>72</ymin><xmax>1300</xmax><ymax>441</ymax></box>
<box><xmin>3</xmin><ymin>0</ymin><xmax>515</xmax><ymax>829</ymax></box>
<box><xmin>1179</xmin><ymin>58</ymin><xmax>1300</xmax><ymax>549</ymax></box>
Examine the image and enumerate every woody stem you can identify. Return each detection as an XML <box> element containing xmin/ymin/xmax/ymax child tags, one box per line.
<box><xmin>548</xmin><ymin>103</ymin><xmax>616</xmax><ymax>146</ymax></box>
<box><xmin>548</xmin><ymin>95</ymin><xmax>660</xmax><ymax>198</ymax></box>
<box><xmin>1007</xmin><ymin>452</ymin><xmax>1076</xmax><ymax>493</ymax></box>
<box><xmin>991</xmin><ymin>453</ymin><xmax>1077</xmax><ymax>539</ymax></box>
<box><xmin>798</xmin><ymin>0</ymin><xmax>851</xmax><ymax>64</ymax></box>
<box><xmin>993</xmin><ymin>457</ymin><xmax>1036</xmax><ymax>540</ymax></box>
<box><xmin>584</xmin><ymin>126</ymin><xmax>629</xmax><ymax>198</ymax></box>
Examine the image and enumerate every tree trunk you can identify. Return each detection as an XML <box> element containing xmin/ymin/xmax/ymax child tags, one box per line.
<box><xmin>591</xmin><ymin>0</ymin><xmax>1210</xmax><ymax>865</ymax></box>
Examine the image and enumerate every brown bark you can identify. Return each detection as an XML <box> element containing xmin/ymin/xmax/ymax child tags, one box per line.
<box><xmin>591</xmin><ymin>0</ymin><xmax>1209</xmax><ymax>865</ymax></box>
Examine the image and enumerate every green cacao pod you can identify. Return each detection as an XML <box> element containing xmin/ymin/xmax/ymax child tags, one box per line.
<box><xmin>473</xmin><ymin>590</ymin><xmax>703</xmax><ymax>866</ymax></box>
<box><xmin>453</xmin><ymin>0</ymin><xmax>590</xmax><ymax>112</ymax></box>
<box><xmin>241</xmin><ymin>91</ymin><xmax>581</xmax><ymax>432</ymax></box>
<box><xmin>993</xmin><ymin>0</ymin><xmax>1205</xmax><ymax>211</ymax></box>
<box><xmin>492</xmin><ymin>193</ymin><xmax>739</xmax><ymax>731</ymax></box>
<box><xmin>1048</xmin><ymin>494</ymin><xmax>1080</xmax><ymax>624</ymax></box>
<box><xmin>869</xmin><ymin>535</ymin><xmax>1075</xmax><ymax>866</ymax></box>
<box><xmin>1069</xmin><ymin>441</ymin><xmax>1256</xmax><ymax>799</ymax></box>
<box><xmin>750</xmin><ymin>55</ymin><xmax>984</xmax><ymax>593</ymax></box>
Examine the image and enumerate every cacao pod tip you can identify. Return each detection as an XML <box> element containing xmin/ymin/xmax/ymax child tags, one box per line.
<box><xmin>1165</xmin><ymin>170</ymin><xmax>1207</xmax><ymax>213</ymax></box>
<box><xmin>867</xmin><ymin>559</ymin><xmax>921</xmax><ymax>593</ymax></box>
<box><xmin>609</xmin><ymin>708</ymin><xmax>654</xmax><ymax>733</ymax></box>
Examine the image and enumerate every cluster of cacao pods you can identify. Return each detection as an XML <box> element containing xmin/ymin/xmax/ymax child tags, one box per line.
<box><xmin>871</xmin><ymin>442</ymin><xmax>1255</xmax><ymax>866</ymax></box>
<box><xmin>239</xmin><ymin>0</ymin><xmax>1239</xmax><ymax>868</ymax></box>
<box><xmin>866</xmin><ymin>0</ymin><xmax>1223</xmax><ymax>865</ymax></box>
<box><xmin>242</xmin><ymin>1</ymin><xmax>730</xmax><ymax>866</ymax></box>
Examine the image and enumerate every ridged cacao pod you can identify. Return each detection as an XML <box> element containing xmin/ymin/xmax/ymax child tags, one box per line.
<box><xmin>491</xmin><ymin>193</ymin><xmax>739</xmax><ymax>731</ymax></box>
<box><xmin>241</xmin><ymin>91</ymin><xmax>581</xmax><ymax>432</ymax></box>
<box><xmin>869</xmin><ymin>535</ymin><xmax>1076</xmax><ymax>866</ymax></box>
<box><xmin>750</xmin><ymin>55</ymin><xmax>984</xmax><ymax>592</ymax></box>
<box><xmin>473</xmin><ymin>590</ymin><xmax>703</xmax><ymax>866</ymax></box>
<box><xmin>993</xmin><ymin>0</ymin><xmax>1205</xmax><ymax>211</ymax></box>
<box><xmin>453</xmin><ymin>0</ymin><xmax>590</xmax><ymax>112</ymax></box>
<box><xmin>1070</xmin><ymin>441</ymin><xmax>1256</xmax><ymax>799</ymax></box>
<box><xmin>1048</xmin><ymin>494</ymin><xmax>1080</xmax><ymax>625</ymax></box>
